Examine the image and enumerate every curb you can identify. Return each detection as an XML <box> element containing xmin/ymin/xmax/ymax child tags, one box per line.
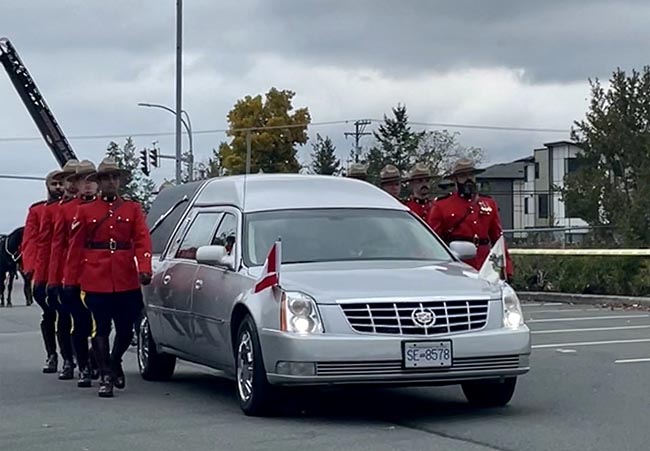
<box><xmin>520</xmin><ymin>291</ymin><xmax>650</xmax><ymax>308</ymax></box>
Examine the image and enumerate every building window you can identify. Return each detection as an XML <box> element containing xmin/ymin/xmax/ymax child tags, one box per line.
<box><xmin>535</xmin><ymin>162</ymin><xmax>540</xmax><ymax>179</ymax></box>
<box><xmin>566</xmin><ymin>157</ymin><xmax>580</xmax><ymax>174</ymax></box>
<box><xmin>538</xmin><ymin>194</ymin><xmax>549</xmax><ymax>219</ymax></box>
<box><xmin>524</xmin><ymin>197</ymin><xmax>530</xmax><ymax>215</ymax></box>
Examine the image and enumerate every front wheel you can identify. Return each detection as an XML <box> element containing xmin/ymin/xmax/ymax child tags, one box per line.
<box><xmin>138</xmin><ymin>315</ymin><xmax>176</xmax><ymax>381</ymax></box>
<box><xmin>235</xmin><ymin>315</ymin><xmax>275</xmax><ymax>416</ymax></box>
<box><xmin>461</xmin><ymin>377</ymin><xmax>517</xmax><ymax>407</ymax></box>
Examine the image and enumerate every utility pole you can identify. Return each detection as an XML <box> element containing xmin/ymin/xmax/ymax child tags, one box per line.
<box><xmin>344</xmin><ymin>119</ymin><xmax>372</xmax><ymax>163</ymax></box>
<box><xmin>175</xmin><ymin>0</ymin><xmax>183</xmax><ymax>184</ymax></box>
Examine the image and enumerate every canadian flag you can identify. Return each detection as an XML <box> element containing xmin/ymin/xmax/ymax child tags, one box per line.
<box><xmin>254</xmin><ymin>240</ymin><xmax>282</xmax><ymax>293</ymax></box>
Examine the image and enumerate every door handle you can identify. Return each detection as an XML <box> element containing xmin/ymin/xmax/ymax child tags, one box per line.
<box><xmin>163</xmin><ymin>274</ymin><xmax>171</xmax><ymax>285</ymax></box>
<box><xmin>195</xmin><ymin>279</ymin><xmax>204</xmax><ymax>290</ymax></box>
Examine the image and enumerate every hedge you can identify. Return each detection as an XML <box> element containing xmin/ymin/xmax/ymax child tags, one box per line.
<box><xmin>510</xmin><ymin>255</ymin><xmax>650</xmax><ymax>297</ymax></box>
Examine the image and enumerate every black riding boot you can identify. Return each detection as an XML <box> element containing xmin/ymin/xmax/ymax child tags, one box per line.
<box><xmin>57</xmin><ymin>330</ymin><xmax>75</xmax><ymax>380</ymax></box>
<box><xmin>41</xmin><ymin>321</ymin><xmax>58</xmax><ymax>374</ymax></box>
<box><xmin>110</xmin><ymin>328</ymin><xmax>133</xmax><ymax>390</ymax></box>
<box><xmin>89</xmin><ymin>351</ymin><xmax>100</xmax><ymax>380</ymax></box>
<box><xmin>92</xmin><ymin>337</ymin><xmax>113</xmax><ymax>398</ymax></box>
<box><xmin>72</xmin><ymin>334</ymin><xmax>92</xmax><ymax>387</ymax></box>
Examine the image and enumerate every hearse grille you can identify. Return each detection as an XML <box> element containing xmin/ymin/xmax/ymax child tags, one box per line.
<box><xmin>315</xmin><ymin>355</ymin><xmax>521</xmax><ymax>376</ymax></box>
<box><xmin>340</xmin><ymin>300</ymin><xmax>489</xmax><ymax>336</ymax></box>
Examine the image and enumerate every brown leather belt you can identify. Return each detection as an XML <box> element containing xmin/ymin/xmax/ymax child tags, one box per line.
<box><xmin>86</xmin><ymin>240</ymin><xmax>131</xmax><ymax>250</ymax></box>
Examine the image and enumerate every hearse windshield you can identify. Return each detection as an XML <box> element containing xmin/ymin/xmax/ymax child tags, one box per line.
<box><xmin>244</xmin><ymin>208</ymin><xmax>452</xmax><ymax>266</ymax></box>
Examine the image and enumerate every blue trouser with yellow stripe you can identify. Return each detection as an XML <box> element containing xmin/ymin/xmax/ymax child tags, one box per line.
<box><xmin>46</xmin><ymin>286</ymin><xmax>74</xmax><ymax>364</ymax></box>
<box><xmin>61</xmin><ymin>286</ymin><xmax>93</xmax><ymax>370</ymax></box>
<box><xmin>84</xmin><ymin>290</ymin><xmax>143</xmax><ymax>378</ymax></box>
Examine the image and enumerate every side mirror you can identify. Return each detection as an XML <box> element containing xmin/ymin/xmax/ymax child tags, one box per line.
<box><xmin>196</xmin><ymin>245</ymin><xmax>233</xmax><ymax>270</ymax></box>
<box><xmin>448</xmin><ymin>241</ymin><xmax>477</xmax><ymax>261</ymax></box>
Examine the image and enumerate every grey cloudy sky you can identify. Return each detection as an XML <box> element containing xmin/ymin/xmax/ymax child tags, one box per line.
<box><xmin>1</xmin><ymin>0</ymin><xmax>649</xmax><ymax>231</ymax></box>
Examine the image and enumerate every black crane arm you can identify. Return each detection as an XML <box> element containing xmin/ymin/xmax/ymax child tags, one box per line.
<box><xmin>0</xmin><ymin>37</ymin><xmax>77</xmax><ymax>167</ymax></box>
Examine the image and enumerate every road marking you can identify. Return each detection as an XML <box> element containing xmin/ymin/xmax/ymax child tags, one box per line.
<box><xmin>528</xmin><ymin>314</ymin><xmax>649</xmax><ymax>323</ymax></box>
<box><xmin>533</xmin><ymin>338</ymin><xmax>650</xmax><ymax>349</ymax></box>
<box><xmin>615</xmin><ymin>358</ymin><xmax>650</xmax><ymax>364</ymax></box>
<box><xmin>522</xmin><ymin>302</ymin><xmax>564</xmax><ymax>307</ymax></box>
<box><xmin>525</xmin><ymin>308</ymin><xmax>604</xmax><ymax>314</ymax></box>
<box><xmin>532</xmin><ymin>325</ymin><xmax>650</xmax><ymax>334</ymax></box>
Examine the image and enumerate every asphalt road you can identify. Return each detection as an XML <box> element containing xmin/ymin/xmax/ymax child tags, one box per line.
<box><xmin>2</xmin><ymin>283</ymin><xmax>650</xmax><ymax>451</ymax></box>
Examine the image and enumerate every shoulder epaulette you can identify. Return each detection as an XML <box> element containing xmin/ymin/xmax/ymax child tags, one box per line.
<box><xmin>30</xmin><ymin>200</ymin><xmax>46</xmax><ymax>208</ymax></box>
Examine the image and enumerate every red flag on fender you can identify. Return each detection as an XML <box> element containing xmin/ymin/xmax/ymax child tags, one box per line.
<box><xmin>254</xmin><ymin>240</ymin><xmax>282</xmax><ymax>293</ymax></box>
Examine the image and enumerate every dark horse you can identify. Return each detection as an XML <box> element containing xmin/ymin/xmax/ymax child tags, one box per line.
<box><xmin>0</xmin><ymin>227</ymin><xmax>31</xmax><ymax>307</ymax></box>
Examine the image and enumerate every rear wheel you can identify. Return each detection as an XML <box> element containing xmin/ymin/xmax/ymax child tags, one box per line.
<box><xmin>235</xmin><ymin>315</ymin><xmax>275</xmax><ymax>416</ymax></box>
<box><xmin>462</xmin><ymin>377</ymin><xmax>517</xmax><ymax>407</ymax></box>
<box><xmin>138</xmin><ymin>315</ymin><xmax>176</xmax><ymax>381</ymax></box>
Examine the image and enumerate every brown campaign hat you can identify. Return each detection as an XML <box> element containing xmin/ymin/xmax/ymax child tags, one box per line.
<box><xmin>68</xmin><ymin>159</ymin><xmax>97</xmax><ymax>181</ymax></box>
<box><xmin>52</xmin><ymin>159</ymin><xmax>80</xmax><ymax>180</ymax></box>
<box><xmin>448</xmin><ymin>158</ymin><xmax>485</xmax><ymax>178</ymax></box>
<box><xmin>380</xmin><ymin>164</ymin><xmax>401</xmax><ymax>183</ymax></box>
<box><xmin>347</xmin><ymin>163</ymin><xmax>368</xmax><ymax>180</ymax></box>
<box><xmin>88</xmin><ymin>157</ymin><xmax>129</xmax><ymax>181</ymax></box>
<box><xmin>406</xmin><ymin>163</ymin><xmax>433</xmax><ymax>182</ymax></box>
<box><xmin>46</xmin><ymin>169</ymin><xmax>63</xmax><ymax>182</ymax></box>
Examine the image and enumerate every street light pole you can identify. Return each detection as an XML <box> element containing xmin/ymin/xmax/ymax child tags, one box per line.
<box><xmin>137</xmin><ymin>102</ymin><xmax>193</xmax><ymax>181</ymax></box>
<box><xmin>175</xmin><ymin>0</ymin><xmax>183</xmax><ymax>184</ymax></box>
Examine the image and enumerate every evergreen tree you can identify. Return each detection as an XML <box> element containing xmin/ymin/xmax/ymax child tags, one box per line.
<box><xmin>371</xmin><ymin>104</ymin><xmax>426</xmax><ymax>175</ymax></box>
<box><xmin>310</xmin><ymin>134</ymin><xmax>341</xmax><ymax>175</ymax></box>
<box><xmin>105</xmin><ymin>137</ymin><xmax>156</xmax><ymax>212</ymax></box>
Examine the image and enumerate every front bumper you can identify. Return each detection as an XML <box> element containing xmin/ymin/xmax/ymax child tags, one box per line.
<box><xmin>260</xmin><ymin>326</ymin><xmax>531</xmax><ymax>386</ymax></box>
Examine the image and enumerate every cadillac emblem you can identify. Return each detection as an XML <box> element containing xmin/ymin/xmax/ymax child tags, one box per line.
<box><xmin>411</xmin><ymin>307</ymin><xmax>437</xmax><ymax>327</ymax></box>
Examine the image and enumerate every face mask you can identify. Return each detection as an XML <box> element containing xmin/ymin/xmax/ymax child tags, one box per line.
<box><xmin>457</xmin><ymin>180</ymin><xmax>477</xmax><ymax>199</ymax></box>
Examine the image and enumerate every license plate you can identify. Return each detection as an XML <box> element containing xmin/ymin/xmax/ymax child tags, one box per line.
<box><xmin>403</xmin><ymin>341</ymin><xmax>452</xmax><ymax>368</ymax></box>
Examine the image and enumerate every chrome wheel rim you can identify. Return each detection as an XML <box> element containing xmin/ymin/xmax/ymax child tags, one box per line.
<box><xmin>236</xmin><ymin>330</ymin><xmax>254</xmax><ymax>402</ymax></box>
<box><xmin>138</xmin><ymin>317</ymin><xmax>149</xmax><ymax>371</ymax></box>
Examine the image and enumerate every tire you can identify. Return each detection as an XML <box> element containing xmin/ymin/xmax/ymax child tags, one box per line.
<box><xmin>138</xmin><ymin>315</ymin><xmax>176</xmax><ymax>381</ymax></box>
<box><xmin>462</xmin><ymin>377</ymin><xmax>517</xmax><ymax>407</ymax></box>
<box><xmin>235</xmin><ymin>315</ymin><xmax>274</xmax><ymax>416</ymax></box>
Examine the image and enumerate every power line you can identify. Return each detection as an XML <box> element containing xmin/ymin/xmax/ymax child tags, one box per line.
<box><xmin>0</xmin><ymin>118</ymin><xmax>571</xmax><ymax>144</ymax></box>
<box><xmin>0</xmin><ymin>119</ymin><xmax>359</xmax><ymax>143</ymax></box>
<box><xmin>0</xmin><ymin>174</ymin><xmax>45</xmax><ymax>181</ymax></box>
<box><xmin>402</xmin><ymin>121</ymin><xmax>570</xmax><ymax>134</ymax></box>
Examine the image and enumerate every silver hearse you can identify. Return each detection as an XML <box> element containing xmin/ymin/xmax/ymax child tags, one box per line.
<box><xmin>139</xmin><ymin>174</ymin><xmax>530</xmax><ymax>416</ymax></box>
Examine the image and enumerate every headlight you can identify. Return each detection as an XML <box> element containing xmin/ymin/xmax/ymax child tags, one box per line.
<box><xmin>281</xmin><ymin>291</ymin><xmax>323</xmax><ymax>334</ymax></box>
<box><xmin>502</xmin><ymin>283</ymin><xmax>524</xmax><ymax>329</ymax></box>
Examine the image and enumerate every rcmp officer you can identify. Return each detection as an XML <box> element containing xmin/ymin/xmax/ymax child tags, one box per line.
<box><xmin>379</xmin><ymin>164</ymin><xmax>401</xmax><ymax>198</ymax></box>
<box><xmin>404</xmin><ymin>163</ymin><xmax>434</xmax><ymax>221</ymax></box>
<box><xmin>427</xmin><ymin>158</ymin><xmax>513</xmax><ymax>278</ymax></box>
<box><xmin>50</xmin><ymin>160</ymin><xmax>99</xmax><ymax>388</ymax></box>
<box><xmin>64</xmin><ymin>158</ymin><xmax>153</xmax><ymax>398</ymax></box>
<box><xmin>346</xmin><ymin>163</ymin><xmax>369</xmax><ymax>181</ymax></box>
<box><xmin>22</xmin><ymin>169</ymin><xmax>64</xmax><ymax>373</ymax></box>
<box><xmin>36</xmin><ymin>159</ymin><xmax>79</xmax><ymax>380</ymax></box>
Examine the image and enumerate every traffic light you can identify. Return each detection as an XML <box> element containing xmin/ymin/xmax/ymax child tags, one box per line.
<box><xmin>139</xmin><ymin>149</ymin><xmax>150</xmax><ymax>176</ymax></box>
<box><xmin>149</xmin><ymin>147</ymin><xmax>159</xmax><ymax>168</ymax></box>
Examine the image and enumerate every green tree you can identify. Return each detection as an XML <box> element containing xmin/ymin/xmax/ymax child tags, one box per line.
<box><xmin>310</xmin><ymin>134</ymin><xmax>340</xmax><ymax>175</ymax></box>
<box><xmin>369</xmin><ymin>104</ymin><xmax>425</xmax><ymax>176</ymax></box>
<box><xmin>105</xmin><ymin>137</ymin><xmax>156</xmax><ymax>211</ymax></box>
<box><xmin>564</xmin><ymin>67</ymin><xmax>650</xmax><ymax>246</ymax></box>
<box><xmin>219</xmin><ymin>88</ymin><xmax>311</xmax><ymax>174</ymax></box>
<box><xmin>362</xmin><ymin>104</ymin><xmax>483</xmax><ymax>186</ymax></box>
